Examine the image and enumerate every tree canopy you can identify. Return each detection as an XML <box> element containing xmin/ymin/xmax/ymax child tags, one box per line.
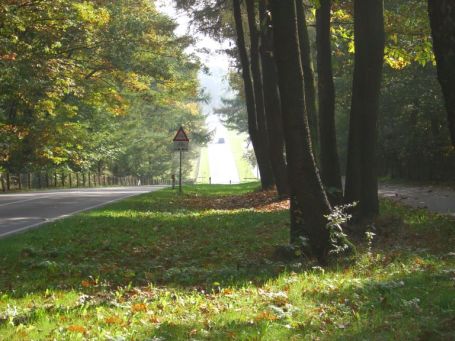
<box><xmin>0</xmin><ymin>0</ymin><xmax>207</xmax><ymax>178</ymax></box>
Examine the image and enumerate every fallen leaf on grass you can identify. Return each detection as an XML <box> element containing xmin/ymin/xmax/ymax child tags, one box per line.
<box><xmin>81</xmin><ymin>280</ymin><xmax>92</xmax><ymax>288</ymax></box>
<box><xmin>131</xmin><ymin>303</ymin><xmax>147</xmax><ymax>313</ymax></box>
<box><xmin>182</xmin><ymin>190</ymin><xmax>289</xmax><ymax>212</ymax></box>
<box><xmin>105</xmin><ymin>316</ymin><xmax>123</xmax><ymax>325</ymax></box>
<box><xmin>221</xmin><ymin>288</ymin><xmax>234</xmax><ymax>296</ymax></box>
<box><xmin>149</xmin><ymin>316</ymin><xmax>160</xmax><ymax>323</ymax></box>
<box><xmin>67</xmin><ymin>325</ymin><xmax>86</xmax><ymax>333</ymax></box>
<box><xmin>255</xmin><ymin>310</ymin><xmax>279</xmax><ymax>321</ymax></box>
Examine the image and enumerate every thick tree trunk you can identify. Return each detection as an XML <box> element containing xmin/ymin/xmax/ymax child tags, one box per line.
<box><xmin>296</xmin><ymin>0</ymin><xmax>319</xmax><ymax>155</ymax></box>
<box><xmin>258</xmin><ymin>0</ymin><xmax>289</xmax><ymax>197</ymax></box>
<box><xmin>428</xmin><ymin>1</ymin><xmax>455</xmax><ymax>146</ymax></box>
<box><xmin>270</xmin><ymin>0</ymin><xmax>331</xmax><ymax>262</ymax></box>
<box><xmin>245</xmin><ymin>0</ymin><xmax>275</xmax><ymax>189</ymax></box>
<box><xmin>345</xmin><ymin>0</ymin><xmax>385</xmax><ymax>219</ymax></box>
<box><xmin>233</xmin><ymin>0</ymin><xmax>274</xmax><ymax>190</ymax></box>
<box><xmin>316</xmin><ymin>0</ymin><xmax>342</xmax><ymax>203</ymax></box>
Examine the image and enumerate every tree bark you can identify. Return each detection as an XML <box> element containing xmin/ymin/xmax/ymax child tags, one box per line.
<box><xmin>233</xmin><ymin>0</ymin><xmax>274</xmax><ymax>190</ymax></box>
<box><xmin>245</xmin><ymin>0</ymin><xmax>275</xmax><ymax>189</ymax></box>
<box><xmin>316</xmin><ymin>0</ymin><xmax>343</xmax><ymax>203</ymax></box>
<box><xmin>270</xmin><ymin>0</ymin><xmax>332</xmax><ymax>262</ymax></box>
<box><xmin>344</xmin><ymin>0</ymin><xmax>385</xmax><ymax>219</ymax></box>
<box><xmin>258</xmin><ymin>0</ymin><xmax>289</xmax><ymax>197</ymax></box>
<box><xmin>428</xmin><ymin>1</ymin><xmax>455</xmax><ymax>146</ymax></box>
<box><xmin>296</xmin><ymin>0</ymin><xmax>319</xmax><ymax>155</ymax></box>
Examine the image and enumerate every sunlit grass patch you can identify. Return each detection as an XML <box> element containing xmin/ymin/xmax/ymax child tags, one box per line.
<box><xmin>226</xmin><ymin>130</ymin><xmax>255</xmax><ymax>182</ymax></box>
<box><xmin>0</xmin><ymin>184</ymin><xmax>453</xmax><ymax>340</ymax></box>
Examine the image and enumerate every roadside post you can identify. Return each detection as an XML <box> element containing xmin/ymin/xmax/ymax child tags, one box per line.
<box><xmin>173</xmin><ymin>126</ymin><xmax>189</xmax><ymax>194</ymax></box>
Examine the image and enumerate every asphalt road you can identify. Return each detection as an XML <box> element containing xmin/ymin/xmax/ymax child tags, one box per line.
<box><xmin>207</xmin><ymin>122</ymin><xmax>240</xmax><ymax>184</ymax></box>
<box><xmin>379</xmin><ymin>183</ymin><xmax>455</xmax><ymax>217</ymax></box>
<box><xmin>0</xmin><ymin>186</ymin><xmax>166</xmax><ymax>238</ymax></box>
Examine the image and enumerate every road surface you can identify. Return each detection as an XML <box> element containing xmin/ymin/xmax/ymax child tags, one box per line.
<box><xmin>207</xmin><ymin>121</ymin><xmax>240</xmax><ymax>184</ymax></box>
<box><xmin>0</xmin><ymin>186</ymin><xmax>166</xmax><ymax>238</ymax></box>
<box><xmin>379</xmin><ymin>183</ymin><xmax>455</xmax><ymax>217</ymax></box>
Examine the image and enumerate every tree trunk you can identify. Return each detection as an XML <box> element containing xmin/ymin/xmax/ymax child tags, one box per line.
<box><xmin>428</xmin><ymin>1</ymin><xmax>455</xmax><ymax>146</ymax></box>
<box><xmin>233</xmin><ymin>0</ymin><xmax>275</xmax><ymax>189</ymax></box>
<box><xmin>316</xmin><ymin>0</ymin><xmax>343</xmax><ymax>203</ymax></box>
<box><xmin>296</xmin><ymin>0</ymin><xmax>319</xmax><ymax>155</ymax></box>
<box><xmin>344</xmin><ymin>0</ymin><xmax>385</xmax><ymax>219</ymax></box>
<box><xmin>257</xmin><ymin>0</ymin><xmax>289</xmax><ymax>196</ymax></box>
<box><xmin>246</xmin><ymin>0</ymin><xmax>275</xmax><ymax>189</ymax></box>
<box><xmin>270</xmin><ymin>0</ymin><xmax>332</xmax><ymax>262</ymax></box>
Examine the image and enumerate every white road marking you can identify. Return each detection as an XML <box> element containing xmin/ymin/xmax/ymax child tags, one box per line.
<box><xmin>0</xmin><ymin>196</ymin><xmax>50</xmax><ymax>207</ymax></box>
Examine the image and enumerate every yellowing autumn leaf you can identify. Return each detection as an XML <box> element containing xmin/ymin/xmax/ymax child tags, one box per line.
<box><xmin>131</xmin><ymin>303</ymin><xmax>147</xmax><ymax>313</ymax></box>
<box><xmin>67</xmin><ymin>325</ymin><xmax>86</xmax><ymax>333</ymax></box>
<box><xmin>255</xmin><ymin>311</ymin><xmax>278</xmax><ymax>321</ymax></box>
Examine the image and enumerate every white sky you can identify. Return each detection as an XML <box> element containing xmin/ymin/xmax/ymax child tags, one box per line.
<box><xmin>155</xmin><ymin>0</ymin><xmax>232</xmax><ymax>118</ymax></box>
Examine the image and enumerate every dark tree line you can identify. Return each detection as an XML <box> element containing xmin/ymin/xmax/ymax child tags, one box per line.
<box><xmin>231</xmin><ymin>0</ymin><xmax>384</xmax><ymax>261</ymax></box>
<box><xmin>179</xmin><ymin>0</ymin><xmax>455</xmax><ymax>263</ymax></box>
<box><xmin>428</xmin><ymin>0</ymin><xmax>455</xmax><ymax>146</ymax></box>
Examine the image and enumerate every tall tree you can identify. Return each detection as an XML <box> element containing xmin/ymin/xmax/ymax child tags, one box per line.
<box><xmin>344</xmin><ymin>0</ymin><xmax>385</xmax><ymax>218</ymax></box>
<box><xmin>256</xmin><ymin>0</ymin><xmax>289</xmax><ymax>196</ymax></box>
<box><xmin>296</xmin><ymin>0</ymin><xmax>319</xmax><ymax>153</ymax></box>
<box><xmin>245</xmin><ymin>0</ymin><xmax>275</xmax><ymax>189</ymax></box>
<box><xmin>270</xmin><ymin>0</ymin><xmax>332</xmax><ymax>262</ymax></box>
<box><xmin>428</xmin><ymin>1</ymin><xmax>455</xmax><ymax>146</ymax></box>
<box><xmin>233</xmin><ymin>0</ymin><xmax>275</xmax><ymax>190</ymax></box>
<box><xmin>316</xmin><ymin>0</ymin><xmax>342</xmax><ymax>203</ymax></box>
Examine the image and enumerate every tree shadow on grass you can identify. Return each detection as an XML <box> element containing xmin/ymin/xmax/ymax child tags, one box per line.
<box><xmin>136</xmin><ymin>270</ymin><xmax>454</xmax><ymax>340</ymax></box>
<box><xmin>0</xmin><ymin>207</ymin><xmax>289</xmax><ymax>298</ymax></box>
<box><xmin>0</xmin><ymin>188</ymin><xmax>453</xmax><ymax>339</ymax></box>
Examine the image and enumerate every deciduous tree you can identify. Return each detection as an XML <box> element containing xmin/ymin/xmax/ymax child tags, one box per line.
<box><xmin>428</xmin><ymin>0</ymin><xmax>455</xmax><ymax>146</ymax></box>
<box><xmin>344</xmin><ymin>0</ymin><xmax>385</xmax><ymax>219</ymax></box>
<box><xmin>270</xmin><ymin>0</ymin><xmax>332</xmax><ymax>261</ymax></box>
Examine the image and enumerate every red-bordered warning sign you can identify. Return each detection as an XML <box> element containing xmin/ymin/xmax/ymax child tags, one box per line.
<box><xmin>173</xmin><ymin>127</ymin><xmax>189</xmax><ymax>142</ymax></box>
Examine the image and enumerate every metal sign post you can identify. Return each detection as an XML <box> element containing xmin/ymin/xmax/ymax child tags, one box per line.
<box><xmin>173</xmin><ymin>127</ymin><xmax>189</xmax><ymax>193</ymax></box>
<box><xmin>179</xmin><ymin>149</ymin><xmax>182</xmax><ymax>193</ymax></box>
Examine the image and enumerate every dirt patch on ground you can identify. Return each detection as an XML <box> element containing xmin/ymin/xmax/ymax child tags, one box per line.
<box><xmin>183</xmin><ymin>190</ymin><xmax>290</xmax><ymax>212</ymax></box>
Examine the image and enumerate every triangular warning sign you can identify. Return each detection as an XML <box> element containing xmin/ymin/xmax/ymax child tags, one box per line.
<box><xmin>173</xmin><ymin>127</ymin><xmax>189</xmax><ymax>142</ymax></box>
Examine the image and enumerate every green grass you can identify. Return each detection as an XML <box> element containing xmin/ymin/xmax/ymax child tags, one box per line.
<box><xmin>226</xmin><ymin>130</ymin><xmax>255</xmax><ymax>182</ymax></box>
<box><xmin>0</xmin><ymin>183</ymin><xmax>454</xmax><ymax>340</ymax></box>
<box><xmin>196</xmin><ymin>147</ymin><xmax>210</xmax><ymax>184</ymax></box>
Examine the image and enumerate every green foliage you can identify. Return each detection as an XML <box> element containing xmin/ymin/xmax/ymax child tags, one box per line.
<box><xmin>0</xmin><ymin>184</ymin><xmax>453</xmax><ymax>339</ymax></box>
<box><xmin>0</xmin><ymin>0</ymin><xmax>207</xmax><ymax>178</ymax></box>
<box><xmin>215</xmin><ymin>72</ymin><xmax>248</xmax><ymax>134</ymax></box>
<box><xmin>329</xmin><ymin>0</ymin><xmax>455</xmax><ymax>180</ymax></box>
<box><xmin>330</xmin><ymin>0</ymin><xmax>434</xmax><ymax>69</ymax></box>
<box><xmin>325</xmin><ymin>203</ymin><xmax>356</xmax><ymax>255</ymax></box>
<box><xmin>377</xmin><ymin>64</ymin><xmax>455</xmax><ymax>180</ymax></box>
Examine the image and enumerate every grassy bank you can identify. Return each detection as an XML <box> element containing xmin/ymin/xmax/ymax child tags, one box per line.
<box><xmin>196</xmin><ymin>147</ymin><xmax>210</xmax><ymax>184</ymax></box>
<box><xmin>226</xmin><ymin>130</ymin><xmax>255</xmax><ymax>182</ymax></box>
<box><xmin>0</xmin><ymin>183</ymin><xmax>454</xmax><ymax>340</ymax></box>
